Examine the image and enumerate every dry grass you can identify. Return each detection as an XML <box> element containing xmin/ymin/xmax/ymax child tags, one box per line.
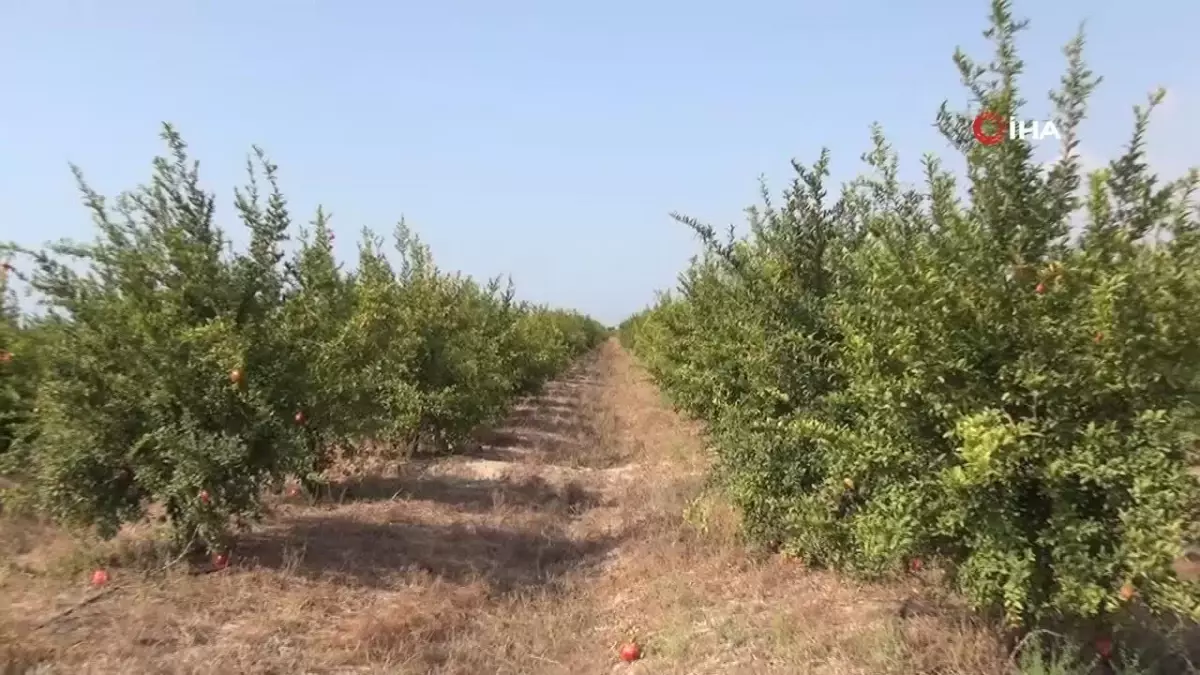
<box><xmin>0</xmin><ymin>339</ymin><xmax>1116</xmax><ymax>674</ymax></box>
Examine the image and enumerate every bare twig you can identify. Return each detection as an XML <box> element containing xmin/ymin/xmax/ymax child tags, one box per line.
<box><xmin>1008</xmin><ymin>628</ymin><xmax>1069</xmax><ymax>667</ymax></box>
<box><xmin>32</xmin><ymin>586</ymin><xmax>119</xmax><ymax>630</ymax></box>
<box><xmin>145</xmin><ymin>534</ymin><xmax>198</xmax><ymax>579</ymax></box>
<box><xmin>34</xmin><ymin>533</ymin><xmax>197</xmax><ymax>631</ymax></box>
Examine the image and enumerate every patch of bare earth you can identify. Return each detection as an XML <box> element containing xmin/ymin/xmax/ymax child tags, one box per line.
<box><xmin>1</xmin><ymin>340</ymin><xmax>1013</xmax><ymax>674</ymax></box>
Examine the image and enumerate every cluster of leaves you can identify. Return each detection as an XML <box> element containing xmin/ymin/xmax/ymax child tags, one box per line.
<box><xmin>0</xmin><ymin>128</ymin><xmax>604</xmax><ymax>550</ymax></box>
<box><xmin>623</xmin><ymin>0</ymin><xmax>1200</xmax><ymax>628</ymax></box>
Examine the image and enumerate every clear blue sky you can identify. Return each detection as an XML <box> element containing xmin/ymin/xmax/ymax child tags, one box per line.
<box><xmin>1</xmin><ymin>0</ymin><xmax>1196</xmax><ymax>325</ymax></box>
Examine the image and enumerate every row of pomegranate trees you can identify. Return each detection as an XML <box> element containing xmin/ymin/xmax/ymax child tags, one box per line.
<box><xmin>623</xmin><ymin>0</ymin><xmax>1200</xmax><ymax>648</ymax></box>
<box><xmin>0</xmin><ymin>130</ymin><xmax>605</xmax><ymax>552</ymax></box>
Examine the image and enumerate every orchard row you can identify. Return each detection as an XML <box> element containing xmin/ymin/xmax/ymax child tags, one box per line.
<box><xmin>0</xmin><ymin>127</ymin><xmax>606</xmax><ymax>551</ymax></box>
<box><xmin>621</xmin><ymin>1</ymin><xmax>1200</xmax><ymax>630</ymax></box>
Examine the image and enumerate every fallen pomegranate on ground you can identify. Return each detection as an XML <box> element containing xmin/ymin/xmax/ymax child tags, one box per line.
<box><xmin>212</xmin><ymin>552</ymin><xmax>230</xmax><ymax>570</ymax></box>
<box><xmin>90</xmin><ymin>568</ymin><xmax>109</xmax><ymax>587</ymax></box>
<box><xmin>619</xmin><ymin>642</ymin><xmax>642</xmax><ymax>663</ymax></box>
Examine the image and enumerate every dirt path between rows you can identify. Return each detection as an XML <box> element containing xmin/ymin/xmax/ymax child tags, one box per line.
<box><xmin>2</xmin><ymin>340</ymin><xmax>1012</xmax><ymax>674</ymax></box>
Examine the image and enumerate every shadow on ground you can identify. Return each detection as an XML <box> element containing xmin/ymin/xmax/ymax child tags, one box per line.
<box><xmin>236</xmin><ymin>514</ymin><xmax>620</xmax><ymax>593</ymax></box>
<box><xmin>325</xmin><ymin>472</ymin><xmax>606</xmax><ymax>514</ymax></box>
<box><xmin>493</xmin><ymin>411</ymin><xmax>591</xmax><ymax>436</ymax></box>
